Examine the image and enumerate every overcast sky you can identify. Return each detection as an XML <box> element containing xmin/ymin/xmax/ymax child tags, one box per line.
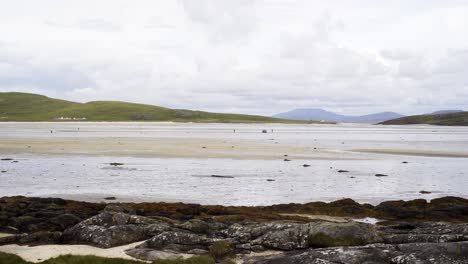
<box><xmin>0</xmin><ymin>0</ymin><xmax>467</xmax><ymax>115</ymax></box>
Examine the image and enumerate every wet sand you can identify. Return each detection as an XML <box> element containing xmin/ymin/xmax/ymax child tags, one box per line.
<box><xmin>1</xmin><ymin>122</ymin><xmax>467</xmax><ymax>205</ymax></box>
<box><xmin>352</xmin><ymin>148</ymin><xmax>468</xmax><ymax>158</ymax></box>
<box><xmin>0</xmin><ymin>137</ymin><xmax>365</xmax><ymax>160</ymax></box>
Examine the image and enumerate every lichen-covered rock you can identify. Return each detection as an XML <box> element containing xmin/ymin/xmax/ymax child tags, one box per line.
<box><xmin>305</xmin><ymin>221</ymin><xmax>382</xmax><ymax>248</ymax></box>
<box><xmin>137</xmin><ymin>230</ymin><xmax>212</xmax><ymax>252</ymax></box>
<box><xmin>63</xmin><ymin>211</ymin><xmax>171</xmax><ymax>248</ymax></box>
<box><xmin>125</xmin><ymin>248</ymin><xmax>189</xmax><ymax>262</ymax></box>
<box><xmin>243</xmin><ymin>241</ymin><xmax>468</xmax><ymax>264</ymax></box>
<box><xmin>380</xmin><ymin>222</ymin><xmax>468</xmax><ymax>244</ymax></box>
<box><xmin>176</xmin><ymin>219</ymin><xmax>226</xmax><ymax>235</ymax></box>
<box><xmin>222</xmin><ymin>221</ymin><xmax>381</xmax><ymax>251</ymax></box>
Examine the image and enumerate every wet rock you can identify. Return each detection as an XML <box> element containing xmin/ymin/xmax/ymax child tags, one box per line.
<box><xmin>103</xmin><ymin>204</ymin><xmax>137</xmax><ymax>215</ymax></box>
<box><xmin>9</xmin><ymin>216</ymin><xmax>43</xmax><ymax>231</ymax></box>
<box><xmin>18</xmin><ymin>231</ymin><xmax>62</xmax><ymax>245</ymax></box>
<box><xmin>48</xmin><ymin>214</ymin><xmax>82</xmax><ymax>230</ymax></box>
<box><xmin>176</xmin><ymin>219</ymin><xmax>226</xmax><ymax>235</ymax></box>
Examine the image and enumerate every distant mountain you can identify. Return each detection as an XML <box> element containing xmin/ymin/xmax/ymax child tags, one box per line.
<box><xmin>380</xmin><ymin>111</ymin><xmax>468</xmax><ymax>126</ymax></box>
<box><xmin>273</xmin><ymin>108</ymin><xmax>404</xmax><ymax>123</ymax></box>
<box><xmin>428</xmin><ymin>110</ymin><xmax>464</xmax><ymax>115</ymax></box>
<box><xmin>0</xmin><ymin>92</ymin><xmax>313</xmax><ymax>123</ymax></box>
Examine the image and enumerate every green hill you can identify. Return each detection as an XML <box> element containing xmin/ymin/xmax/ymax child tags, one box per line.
<box><xmin>379</xmin><ymin>111</ymin><xmax>468</xmax><ymax>126</ymax></box>
<box><xmin>0</xmin><ymin>92</ymin><xmax>314</xmax><ymax>123</ymax></box>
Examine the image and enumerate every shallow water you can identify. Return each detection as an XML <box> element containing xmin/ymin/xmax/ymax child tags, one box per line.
<box><xmin>0</xmin><ymin>122</ymin><xmax>467</xmax><ymax>205</ymax></box>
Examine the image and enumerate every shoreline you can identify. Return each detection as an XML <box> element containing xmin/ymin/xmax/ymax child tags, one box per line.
<box><xmin>1</xmin><ymin>195</ymin><xmax>468</xmax><ymax>263</ymax></box>
<box><xmin>36</xmin><ymin>192</ymin><xmax>468</xmax><ymax>207</ymax></box>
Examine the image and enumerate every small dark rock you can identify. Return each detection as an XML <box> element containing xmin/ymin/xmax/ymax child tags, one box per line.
<box><xmin>109</xmin><ymin>162</ymin><xmax>124</xmax><ymax>166</ymax></box>
<box><xmin>303</xmin><ymin>164</ymin><xmax>310</xmax><ymax>167</ymax></box>
<box><xmin>284</xmin><ymin>159</ymin><xmax>291</xmax><ymax>161</ymax></box>
<box><xmin>104</xmin><ymin>197</ymin><xmax>117</xmax><ymax>200</ymax></box>
<box><xmin>1</xmin><ymin>158</ymin><xmax>13</xmax><ymax>161</ymax></box>
<box><xmin>338</xmin><ymin>170</ymin><xmax>349</xmax><ymax>173</ymax></box>
<box><xmin>419</xmin><ymin>190</ymin><xmax>432</xmax><ymax>194</ymax></box>
<box><xmin>211</xmin><ymin>175</ymin><xmax>234</xmax><ymax>179</ymax></box>
<box><xmin>375</xmin><ymin>174</ymin><xmax>388</xmax><ymax>177</ymax></box>
<box><xmin>266</xmin><ymin>179</ymin><xmax>275</xmax><ymax>182</ymax></box>
<box><xmin>402</xmin><ymin>161</ymin><xmax>408</xmax><ymax>164</ymax></box>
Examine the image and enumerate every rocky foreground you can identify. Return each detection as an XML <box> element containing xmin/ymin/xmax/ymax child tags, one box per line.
<box><xmin>1</xmin><ymin>196</ymin><xmax>468</xmax><ymax>263</ymax></box>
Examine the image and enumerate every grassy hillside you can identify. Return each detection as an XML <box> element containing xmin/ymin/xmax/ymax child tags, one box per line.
<box><xmin>379</xmin><ymin>111</ymin><xmax>468</xmax><ymax>126</ymax></box>
<box><xmin>0</xmin><ymin>92</ymin><xmax>313</xmax><ymax>123</ymax></box>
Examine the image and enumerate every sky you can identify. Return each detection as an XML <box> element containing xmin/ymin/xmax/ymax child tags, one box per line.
<box><xmin>0</xmin><ymin>0</ymin><xmax>467</xmax><ymax>116</ymax></box>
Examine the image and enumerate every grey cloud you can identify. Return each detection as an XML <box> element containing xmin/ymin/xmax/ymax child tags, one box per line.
<box><xmin>45</xmin><ymin>19</ymin><xmax>122</xmax><ymax>32</ymax></box>
<box><xmin>1</xmin><ymin>0</ymin><xmax>467</xmax><ymax>116</ymax></box>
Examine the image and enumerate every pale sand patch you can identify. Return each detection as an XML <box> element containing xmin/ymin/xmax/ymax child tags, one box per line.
<box><xmin>280</xmin><ymin>214</ymin><xmax>349</xmax><ymax>223</ymax></box>
<box><xmin>0</xmin><ymin>137</ymin><xmax>365</xmax><ymax>160</ymax></box>
<box><xmin>0</xmin><ymin>242</ymin><xmax>143</xmax><ymax>263</ymax></box>
<box><xmin>352</xmin><ymin>148</ymin><xmax>468</xmax><ymax>158</ymax></box>
<box><xmin>0</xmin><ymin>233</ymin><xmax>15</xmax><ymax>239</ymax></box>
<box><xmin>280</xmin><ymin>214</ymin><xmax>381</xmax><ymax>224</ymax></box>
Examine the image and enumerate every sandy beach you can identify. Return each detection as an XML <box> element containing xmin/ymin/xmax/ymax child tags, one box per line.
<box><xmin>0</xmin><ymin>242</ymin><xmax>143</xmax><ymax>262</ymax></box>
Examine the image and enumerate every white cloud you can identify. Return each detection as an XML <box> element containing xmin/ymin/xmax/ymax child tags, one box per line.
<box><xmin>0</xmin><ymin>0</ymin><xmax>467</xmax><ymax>115</ymax></box>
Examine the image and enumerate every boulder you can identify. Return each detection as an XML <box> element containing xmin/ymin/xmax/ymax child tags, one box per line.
<box><xmin>243</xmin><ymin>242</ymin><xmax>468</xmax><ymax>264</ymax></box>
<box><xmin>63</xmin><ymin>211</ymin><xmax>171</xmax><ymax>248</ymax></box>
<box><xmin>223</xmin><ymin>221</ymin><xmax>381</xmax><ymax>251</ymax></box>
<box><xmin>137</xmin><ymin>230</ymin><xmax>212</xmax><ymax>252</ymax></box>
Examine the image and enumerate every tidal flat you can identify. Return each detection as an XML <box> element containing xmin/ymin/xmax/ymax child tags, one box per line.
<box><xmin>0</xmin><ymin>122</ymin><xmax>467</xmax><ymax>205</ymax></box>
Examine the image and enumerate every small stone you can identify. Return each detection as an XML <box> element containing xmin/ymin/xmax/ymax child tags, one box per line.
<box><xmin>419</xmin><ymin>190</ymin><xmax>431</xmax><ymax>194</ymax></box>
<box><xmin>104</xmin><ymin>196</ymin><xmax>117</xmax><ymax>200</ymax></box>
<box><xmin>109</xmin><ymin>162</ymin><xmax>124</xmax><ymax>166</ymax></box>
<box><xmin>266</xmin><ymin>179</ymin><xmax>276</xmax><ymax>182</ymax></box>
<box><xmin>284</xmin><ymin>159</ymin><xmax>291</xmax><ymax>161</ymax></box>
<box><xmin>303</xmin><ymin>164</ymin><xmax>311</xmax><ymax>167</ymax></box>
<box><xmin>375</xmin><ymin>174</ymin><xmax>388</xmax><ymax>177</ymax></box>
<box><xmin>338</xmin><ymin>170</ymin><xmax>349</xmax><ymax>173</ymax></box>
